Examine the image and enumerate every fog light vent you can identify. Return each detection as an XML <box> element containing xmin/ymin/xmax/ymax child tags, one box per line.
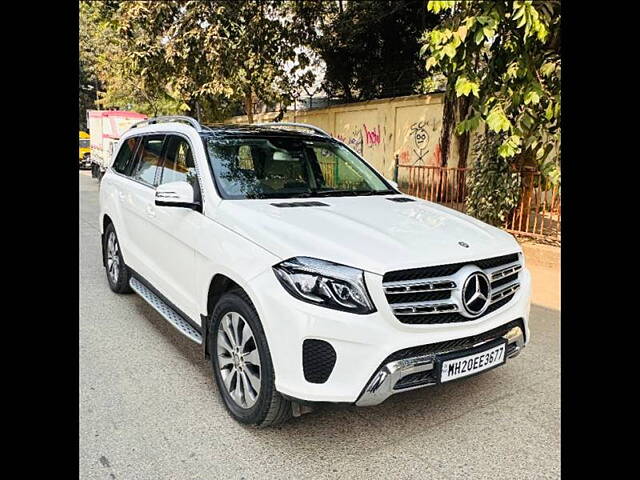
<box><xmin>302</xmin><ymin>339</ymin><xmax>337</xmax><ymax>384</ymax></box>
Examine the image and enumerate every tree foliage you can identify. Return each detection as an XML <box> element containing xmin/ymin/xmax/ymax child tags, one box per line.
<box><xmin>299</xmin><ymin>0</ymin><xmax>440</xmax><ymax>102</ymax></box>
<box><xmin>465</xmin><ymin>135</ymin><xmax>522</xmax><ymax>226</ymax></box>
<box><xmin>80</xmin><ymin>1</ymin><xmax>185</xmax><ymax>117</ymax></box>
<box><xmin>80</xmin><ymin>1</ymin><xmax>319</xmax><ymax>123</ymax></box>
<box><xmin>421</xmin><ymin>1</ymin><xmax>561</xmax><ymax>173</ymax></box>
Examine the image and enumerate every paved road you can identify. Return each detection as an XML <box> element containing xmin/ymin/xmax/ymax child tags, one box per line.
<box><xmin>79</xmin><ymin>171</ymin><xmax>560</xmax><ymax>479</ymax></box>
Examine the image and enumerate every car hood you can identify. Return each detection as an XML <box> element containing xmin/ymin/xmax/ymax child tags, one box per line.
<box><xmin>213</xmin><ymin>195</ymin><xmax>521</xmax><ymax>275</ymax></box>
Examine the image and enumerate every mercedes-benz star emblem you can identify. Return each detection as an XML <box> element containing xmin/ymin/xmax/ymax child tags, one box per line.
<box><xmin>458</xmin><ymin>241</ymin><xmax>469</xmax><ymax>248</ymax></box>
<box><xmin>462</xmin><ymin>271</ymin><xmax>491</xmax><ymax>316</ymax></box>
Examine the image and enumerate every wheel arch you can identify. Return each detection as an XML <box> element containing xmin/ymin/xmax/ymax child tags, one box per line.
<box><xmin>201</xmin><ymin>273</ymin><xmax>256</xmax><ymax>361</ymax></box>
<box><xmin>100</xmin><ymin>214</ymin><xmax>114</xmax><ymax>268</ymax></box>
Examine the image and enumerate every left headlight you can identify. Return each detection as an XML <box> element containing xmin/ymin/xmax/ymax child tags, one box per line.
<box><xmin>272</xmin><ymin>257</ymin><xmax>376</xmax><ymax>314</ymax></box>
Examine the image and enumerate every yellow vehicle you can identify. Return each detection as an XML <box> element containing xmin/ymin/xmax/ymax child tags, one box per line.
<box><xmin>79</xmin><ymin>131</ymin><xmax>91</xmax><ymax>169</ymax></box>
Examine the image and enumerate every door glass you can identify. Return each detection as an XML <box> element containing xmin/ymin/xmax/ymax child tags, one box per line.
<box><xmin>158</xmin><ymin>136</ymin><xmax>197</xmax><ymax>187</ymax></box>
<box><xmin>113</xmin><ymin>136</ymin><xmax>140</xmax><ymax>175</ymax></box>
<box><xmin>132</xmin><ymin>135</ymin><xmax>165</xmax><ymax>186</ymax></box>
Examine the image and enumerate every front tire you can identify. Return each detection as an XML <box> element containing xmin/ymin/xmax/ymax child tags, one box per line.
<box><xmin>103</xmin><ymin>223</ymin><xmax>132</xmax><ymax>294</ymax></box>
<box><xmin>210</xmin><ymin>290</ymin><xmax>292</xmax><ymax>427</ymax></box>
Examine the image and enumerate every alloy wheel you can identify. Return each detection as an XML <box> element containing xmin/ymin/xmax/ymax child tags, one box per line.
<box><xmin>216</xmin><ymin>312</ymin><xmax>262</xmax><ymax>408</ymax></box>
<box><xmin>106</xmin><ymin>232</ymin><xmax>120</xmax><ymax>284</ymax></box>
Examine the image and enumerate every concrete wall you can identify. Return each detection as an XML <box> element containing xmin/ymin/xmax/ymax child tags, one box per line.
<box><xmin>226</xmin><ymin>93</ymin><xmax>481</xmax><ymax>181</ymax></box>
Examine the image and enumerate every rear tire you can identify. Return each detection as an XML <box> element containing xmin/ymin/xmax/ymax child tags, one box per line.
<box><xmin>103</xmin><ymin>223</ymin><xmax>132</xmax><ymax>294</ymax></box>
<box><xmin>209</xmin><ymin>290</ymin><xmax>292</xmax><ymax>427</ymax></box>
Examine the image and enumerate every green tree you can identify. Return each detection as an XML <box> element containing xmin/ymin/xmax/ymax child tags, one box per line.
<box><xmin>80</xmin><ymin>1</ymin><xmax>186</xmax><ymax>117</ymax></box>
<box><xmin>420</xmin><ymin>1</ymin><xmax>561</xmax><ymax>172</ymax></box>
<box><xmin>296</xmin><ymin>0</ymin><xmax>440</xmax><ymax>102</ymax></box>
<box><xmin>114</xmin><ymin>0</ymin><xmax>316</xmax><ymax>123</ymax></box>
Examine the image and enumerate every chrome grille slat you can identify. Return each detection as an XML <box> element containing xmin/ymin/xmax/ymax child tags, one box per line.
<box><xmin>393</xmin><ymin>302</ymin><xmax>459</xmax><ymax>315</ymax></box>
<box><xmin>489</xmin><ymin>263</ymin><xmax>523</xmax><ymax>281</ymax></box>
<box><xmin>383</xmin><ymin>279</ymin><xmax>456</xmax><ymax>294</ymax></box>
<box><xmin>382</xmin><ymin>253</ymin><xmax>523</xmax><ymax>324</ymax></box>
<box><xmin>490</xmin><ymin>282</ymin><xmax>520</xmax><ymax>304</ymax></box>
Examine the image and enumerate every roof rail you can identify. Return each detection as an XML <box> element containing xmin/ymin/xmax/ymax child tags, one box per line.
<box><xmin>256</xmin><ymin>122</ymin><xmax>331</xmax><ymax>138</ymax></box>
<box><xmin>129</xmin><ymin>116</ymin><xmax>206</xmax><ymax>132</ymax></box>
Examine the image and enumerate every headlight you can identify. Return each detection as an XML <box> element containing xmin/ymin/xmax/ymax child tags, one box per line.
<box><xmin>272</xmin><ymin>257</ymin><xmax>376</xmax><ymax>314</ymax></box>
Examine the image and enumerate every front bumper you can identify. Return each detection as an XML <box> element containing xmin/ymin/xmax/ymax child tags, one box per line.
<box><xmin>247</xmin><ymin>267</ymin><xmax>531</xmax><ymax>405</ymax></box>
<box><xmin>356</xmin><ymin>322</ymin><xmax>525</xmax><ymax>406</ymax></box>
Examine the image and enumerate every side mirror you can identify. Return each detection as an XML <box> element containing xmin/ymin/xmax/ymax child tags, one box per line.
<box><xmin>155</xmin><ymin>181</ymin><xmax>200</xmax><ymax>210</ymax></box>
<box><xmin>388</xmin><ymin>180</ymin><xmax>399</xmax><ymax>190</ymax></box>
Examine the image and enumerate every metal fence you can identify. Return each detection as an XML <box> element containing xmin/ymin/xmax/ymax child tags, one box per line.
<box><xmin>397</xmin><ymin>165</ymin><xmax>561</xmax><ymax>243</ymax></box>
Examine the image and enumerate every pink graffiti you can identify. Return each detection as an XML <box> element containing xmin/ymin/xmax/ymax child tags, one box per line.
<box><xmin>399</xmin><ymin>150</ymin><xmax>410</xmax><ymax>164</ymax></box>
<box><xmin>363</xmin><ymin>124</ymin><xmax>381</xmax><ymax>146</ymax></box>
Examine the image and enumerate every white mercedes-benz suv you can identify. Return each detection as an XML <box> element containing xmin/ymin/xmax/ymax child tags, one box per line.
<box><xmin>99</xmin><ymin>116</ymin><xmax>530</xmax><ymax>426</ymax></box>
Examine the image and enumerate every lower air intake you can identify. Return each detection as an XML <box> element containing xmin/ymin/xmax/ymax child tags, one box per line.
<box><xmin>302</xmin><ymin>339</ymin><xmax>337</xmax><ymax>384</ymax></box>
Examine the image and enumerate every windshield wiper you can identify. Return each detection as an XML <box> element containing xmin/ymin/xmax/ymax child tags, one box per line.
<box><xmin>313</xmin><ymin>189</ymin><xmax>361</xmax><ymax>196</ymax></box>
<box><xmin>288</xmin><ymin>192</ymin><xmax>314</xmax><ymax>198</ymax></box>
<box><xmin>314</xmin><ymin>189</ymin><xmax>398</xmax><ymax>197</ymax></box>
<box><xmin>357</xmin><ymin>189</ymin><xmax>398</xmax><ymax>196</ymax></box>
<box><xmin>247</xmin><ymin>192</ymin><xmax>313</xmax><ymax>199</ymax></box>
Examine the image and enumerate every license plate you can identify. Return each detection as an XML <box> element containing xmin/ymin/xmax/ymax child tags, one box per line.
<box><xmin>438</xmin><ymin>339</ymin><xmax>507</xmax><ymax>383</ymax></box>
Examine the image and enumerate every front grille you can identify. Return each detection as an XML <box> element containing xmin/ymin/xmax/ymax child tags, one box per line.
<box><xmin>383</xmin><ymin>253</ymin><xmax>522</xmax><ymax>325</ymax></box>
<box><xmin>302</xmin><ymin>339</ymin><xmax>337</xmax><ymax>384</ymax></box>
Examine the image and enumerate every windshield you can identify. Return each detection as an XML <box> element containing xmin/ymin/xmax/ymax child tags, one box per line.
<box><xmin>204</xmin><ymin>137</ymin><xmax>395</xmax><ymax>199</ymax></box>
<box><xmin>79</xmin><ymin>139</ymin><xmax>90</xmax><ymax>148</ymax></box>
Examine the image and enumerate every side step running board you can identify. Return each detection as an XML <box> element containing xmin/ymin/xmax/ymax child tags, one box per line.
<box><xmin>130</xmin><ymin>277</ymin><xmax>202</xmax><ymax>344</ymax></box>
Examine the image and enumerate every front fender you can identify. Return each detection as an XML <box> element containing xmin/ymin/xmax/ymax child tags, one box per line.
<box><xmin>195</xmin><ymin>218</ymin><xmax>282</xmax><ymax>319</ymax></box>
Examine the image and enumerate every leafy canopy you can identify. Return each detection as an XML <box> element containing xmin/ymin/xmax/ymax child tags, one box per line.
<box><xmin>421</xmin><ymin>1</ymin><xmax>560</xmax><ymax>164</ymax></box>
<box><xmin>80</xmin><ymin>1</ymin><xmax>318</xmax><ymax>122</ymax></box>
<box><xmin>301</xmin><ymin>0</ymin><xmax>440</xmax><ymax>102</ymax></box>
<box><xmin>80</xmin><ymin>1</ymin><xmax>186</xmax><ymax>117</ymax></box>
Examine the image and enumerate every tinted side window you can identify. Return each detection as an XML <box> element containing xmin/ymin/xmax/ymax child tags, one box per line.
<box><xmin>113</xmin><ymin>137</ymin><xmax>140</xmax><ymax>175</ymax></box>
<box><xmin>132</xmin><ymin>135</ymin><xmax>165</xmax><ymax>186</ymax></box>
<box><xmin>158</xmin><ymin>136</ymin><xmax>197</xmax><ymax>186</ymax></box>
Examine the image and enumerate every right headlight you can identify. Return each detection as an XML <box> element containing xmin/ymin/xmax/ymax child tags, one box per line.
<box><xmin>272</xmin><ymin>257</ymin><xmax>376</xmax><ymax>314</ymax></box>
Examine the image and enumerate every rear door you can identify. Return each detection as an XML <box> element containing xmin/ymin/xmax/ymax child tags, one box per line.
<box><xmin>118</xmin><ymin>134</ymin><xmax>167</xmax><ymax>285</ymax></box>
<box><xmin>104</xmin><ymin>135</ymin><xmax>142</xmax><ymax>267</ymax></box>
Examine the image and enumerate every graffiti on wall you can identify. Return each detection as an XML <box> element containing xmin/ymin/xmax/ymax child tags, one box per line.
<box><xmin>410</xmin><ymin>121</ymin><xmax>430</xmax><ymax>165</ymax></box>
<box><xmin>336</xmin><ymin>124</ymin><xmax>384</xmax><ymax>155</ymax></box>
<box><xmin>336</xmin><ymin>128</ymin><xmax>363</xmax><ymax>154</ymax></box>
<box><xmin>396</xmin><ymin>119</ymin><xmax>441</xmax><ymax>166</ymax></box>
<box><xmin>363</xmin><ymin>124</ymin><xmax>381</xmax><ymax>146</ymax></box>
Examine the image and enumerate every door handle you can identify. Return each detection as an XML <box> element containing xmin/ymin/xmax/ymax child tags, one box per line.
<box><xmin>118</xmin><ymin>192</ymin><xmax>126</xmax><ymax>201</ymax></box>
<box><xmin>145</xmin><ymin>205</ymin><xmax>156</xmax><ymax>218</ymax></box>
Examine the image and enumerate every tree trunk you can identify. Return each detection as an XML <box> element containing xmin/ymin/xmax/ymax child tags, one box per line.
<box><xmin>511</xmin><ymin>151</ymin><xmax>537</xmax><ymax>231</ymax></box>
<box><xmin>195</xmin><ymin>101</ymin><xmax>202</xmax><ymax>123</ymax></box>
<box><xmin>454</xmin><ymin>94</ymin><xmax>471</xmax><ymax>202</ymax></box>
<box><xmin>438</xmin><ymin>88</ymin><xmax>455</xmax><ymax>168</ymax></box>
<box><xmin>438</xmin><ymin>88</ymin><xmax>471</xmax><ymax>203</ymax></box>
<box><xmin>244</xmin><ymin>91</ymin><xmax>254</xmax><ymax>124</ymax></box>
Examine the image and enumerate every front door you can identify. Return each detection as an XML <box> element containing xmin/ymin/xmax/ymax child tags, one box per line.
<box><xmin>143</xmin><ymin>134</ymin><xmax>202</xmax><ymax>321</ymax></box>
